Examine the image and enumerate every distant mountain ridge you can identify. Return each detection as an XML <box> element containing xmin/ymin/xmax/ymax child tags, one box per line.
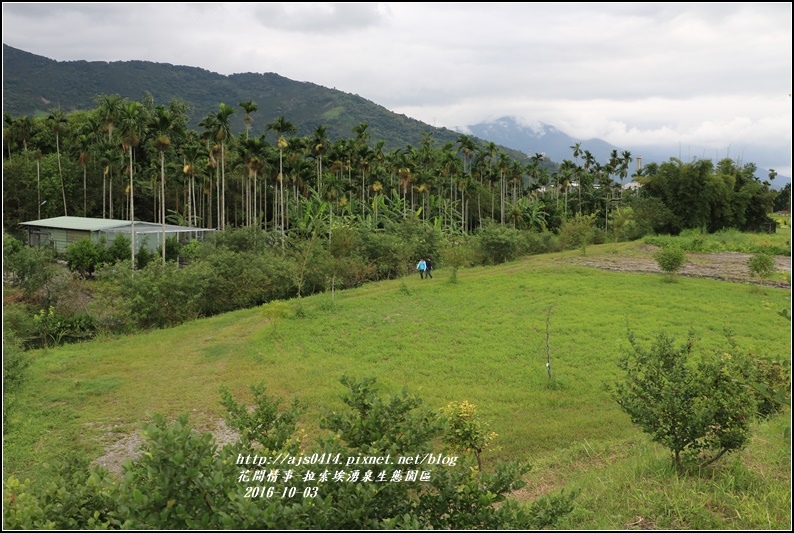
<box><xmin>0</xmin><ymin>44</ymin><xmax>527</xmax><ymax>162</ymax></box>
<box><xmin>461</xmin><ymin>117</ymin><xmax>620</xmax><ymax>168</ymax></box>
<box><xmin>462</xmin><ymin>116</ymin><xmax>790</xmax><ymax>190</ymax></box>
<box><xmin>3</xmin><ymin>44</ymin><xmax>787</xmax><ymax>189</ymax></box>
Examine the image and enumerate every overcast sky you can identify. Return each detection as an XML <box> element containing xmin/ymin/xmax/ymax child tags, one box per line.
<box><xmin>3</xmin><ymin>2</ymin><xmax>792</xmax><ymax>176</ymax></box>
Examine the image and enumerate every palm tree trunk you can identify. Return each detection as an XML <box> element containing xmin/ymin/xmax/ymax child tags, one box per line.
<box><xmin>109</xmin><ymin>169</ymin><xmax>114</xmax><ymax>219</ymax></box>
<box><xmin>129</xmin><ymin>146</ymin><xmax>135</xmax><ymax>271</ymax></box>
<box><xmin>221</xmin><ymin>143</ymin><xmax>226</xmax><ymax>231</ymax></box>
<box><xmin>102</xmin><ymin>169</ymin><xmax>106</xmax><ymax>219</ymax></box>
<box><xmin>56</xmin><ymin>133</ymin><xmax>68</xmax><ymax>216</ymax></box>
<box><xmin>161</xmin><ymin>151</ymin><xmax>166</xmax><ymax>262</ymax></box>
<box><xmin>37</xmin><ymin>159</ymin><xmax>42</xmax><ymax>219</ymax></box>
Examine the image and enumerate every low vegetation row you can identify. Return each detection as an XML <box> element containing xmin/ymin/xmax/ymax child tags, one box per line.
<box><xmin>4</xmin><ymin>211</ymin><xmax>789</xmax><ymax>351</ymax></box>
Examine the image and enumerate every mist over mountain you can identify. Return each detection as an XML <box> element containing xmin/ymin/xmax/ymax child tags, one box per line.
<box><xmin>460</xmin><ymin>116</ymin><xmax>790</xmax><ymax>191</ymax></box>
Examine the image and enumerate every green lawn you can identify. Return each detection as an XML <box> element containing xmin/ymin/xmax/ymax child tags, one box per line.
<box><xmin>4</xmin><ymin>241</ymin><xmax>791</xmax><ymax>529</ymax></box>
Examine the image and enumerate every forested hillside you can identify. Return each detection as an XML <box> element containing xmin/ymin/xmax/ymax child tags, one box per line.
<box><xmin>2</xmin><ymin>43</ymin><xmax>513</xmax><ymax>155</ymax></box>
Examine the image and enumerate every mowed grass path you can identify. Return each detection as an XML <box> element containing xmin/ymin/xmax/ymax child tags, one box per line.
<box><xmin>4</xmin><ymin>243</ymin><xmax>791</xmax><ymax>488</ymax></box>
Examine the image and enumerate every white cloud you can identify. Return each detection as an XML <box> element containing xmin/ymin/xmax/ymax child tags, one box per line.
<box><xmin>2</xmin><ymin>2</ymin><xmax>791</xmax><ymax>175</ymax></box>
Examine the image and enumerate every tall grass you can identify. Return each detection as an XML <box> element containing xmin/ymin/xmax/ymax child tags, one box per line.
<box><xmin>644</xmin><ymin>227</ymin><xmax>791</xmax><ymax>255</ymax></box>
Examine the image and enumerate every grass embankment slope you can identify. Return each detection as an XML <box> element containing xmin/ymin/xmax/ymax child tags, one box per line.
<box><xmin>4</xmin><ymin>241</ymin><xmax>791</xmax><ymax>529</ymax></box>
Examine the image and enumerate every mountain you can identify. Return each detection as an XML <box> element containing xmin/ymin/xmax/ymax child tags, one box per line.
<box><xmin>4</xmin><ymin>44</ymin><xmax>785</xmax><ymax>188</ymax></box>
<box><xmin>463</xmin><ymin>117</ymin><xmax>791</xmax><ymax>190</ymax></box>
<box><xmin>461</xmin><ymin>117</ymin><xmax>620</xmax><ymax>168</ymax></box>
<box><xmin>1</xmin><ymin>44</ymin><xmax>531</xmax><ymax>163</ymax></box>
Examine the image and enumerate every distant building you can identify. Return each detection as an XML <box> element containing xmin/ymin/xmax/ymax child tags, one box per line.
<box><xmin>622</xmin><ymin>181</ymin><xmax>642</xmax><ymax>191</ymax></box>
<box><xmin>18</xmin><ymin>216</ymin><xmax>215</xmax><ymax>253</ymax></box>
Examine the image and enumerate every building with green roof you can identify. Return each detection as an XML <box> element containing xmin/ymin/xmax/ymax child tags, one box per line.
<box><xmin>18</xmin><ymin>216</ymin><xmax>215</xmax><ymax>253</ymax></box>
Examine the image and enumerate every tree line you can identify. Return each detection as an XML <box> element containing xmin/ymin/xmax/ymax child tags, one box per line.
<box><xmin>3</xmin><ymin>94</ymin><xmax>782</xmax><ymax>239</ymax></box>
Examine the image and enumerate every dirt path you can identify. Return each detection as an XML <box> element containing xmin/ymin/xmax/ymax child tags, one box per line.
<box><xmin>563</xmin><ymin>245</ymin><xmax>791</xmax><ymax>289</ymax></box>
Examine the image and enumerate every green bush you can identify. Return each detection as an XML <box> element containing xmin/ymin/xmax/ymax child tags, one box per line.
<box><xmin>219</xmin><ymin>382</ymin><xmax>305</xmax><ymax>452</ymax></box>
<box><xmin>134</xmin><ymin>241</ymin><xmax>156</xmax><ymax>270</ymax></box>
<box><xmin>2</xmin><ymin>335</ymin><xmax>30</xmax><ymax>395</ymax></box>
<box><xmin>210</xmin><ymin>226</ymin><xmax>269</xmax><ymax>254</ymax></box>
<box><xmin>356</xmin><ymin>230</ymin><xmax>412</xmax><ymax>280</ymax></box>
<box><xmin>441</xmin><ymin>237</ymin><xmax>474</xmax><ymax>283</ymax></box>
<box><xmin>31</xmin><ymin>307</ymin><xmax>97</xmax><ymax>347</ymax></box>
<box><xmin>2</xmin><ymin>302</ymin><xmax>38</xmax><ymax>341</ymax></box>
<box><xmin>107</xmin><ymin>234</ymin><xmax>132</xmax><ymax>263</ymax></box>
<box><xmin>4</xmin><ymin>377</ymin><xmax>576</xmax><ymax>529</ymax></box>
<box><xmin>3</xmin><ymin>237</ymin><xmax>56</xmax><ymax>299</ymax></box>
<box><xmin>164</xmin><ymin>236</ymin><xmax>182</xmax><ymax>262</ymax></box>
<box><xmin>612</xmin><ymin>330</ymin><xmax>758</xmax><ymax>470</ymax></box>
<box><xmin>440</xmin><ymin>400</ymin><xmax>497</xmax><ymax>471</ymax></box>
<box><xmin>521</xmin><ymin>230</ymin><xmax>559</xmax><ymax>256</ymax></box>
<box><xmin>391</xmin><ymin>218</ymin><xmax>442</xmax><ymax>262</ymax></box>
<box><xmin>748</xmin><ymin>252</ymin><xmax>776</xmax><ymax>286</ymax></box>
<box><xmin>654</xmin><ymin>245</ymin><xmax>687</xmax><ymax>280</ymax></box>
<box><xmin>2</xmin><ymin>456</ymin><xmax>117</xmax><ymax>529</ymax></box>
<box><xmin>476</xmin><ymin>223</ymin><xmax>521</xmax><ymax>264</ymax></box>
<box><xmin>65</xmin><ymin>237</ymin><xmax>110</xmax><ymax>278</ymax></box>
<box><xmin>196</xmin><ymin>251</ymin><xmax>277</xmax><ymax>315</ymax></box>
<box><xmin>115</xmin><ymin>260</ymin><xmax>206</xmax><ymax>329</ymax></box>
<box><xmin>558</xmin><ymin>213</ymin><xmax>597</xmax><ymax>255</ymax></box>
<box><xmin>744</xmin><ymin>358</ymin><xmax>791</xmax><ymax>418</ymax></box>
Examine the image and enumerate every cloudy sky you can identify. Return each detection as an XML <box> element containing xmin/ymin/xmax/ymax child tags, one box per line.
<box><xmin>3</xmin><ymin>2</ymin><xmax>792</xmax><ymax>176</ymax></box>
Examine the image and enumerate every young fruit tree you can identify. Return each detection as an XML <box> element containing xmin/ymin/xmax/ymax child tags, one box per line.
<box><xmin>654</xmin><ymin>245</ymin><xmax>687</xmax><ymax>281</ymax></box>
<box><xmin>611</xmin><ymin>330</ymin><xmax>759</xmax><ymax>470</ymax></box>
<box><xmin>748</xmin><ymin>252</ymin><xmax>777</xmax><ymax>289</ymax></box>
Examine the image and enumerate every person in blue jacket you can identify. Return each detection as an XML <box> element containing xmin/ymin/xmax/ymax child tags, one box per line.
<box><xmin>416</xmin><ymin>258</ymin><xmax>427</xmax><ymax>279</ymax></box>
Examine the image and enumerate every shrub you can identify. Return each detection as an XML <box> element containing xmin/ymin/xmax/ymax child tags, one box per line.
<box><xmin>260</xmin><ymin>301</ymin><xmax>291</xmax><ymax>333</ymax></box>
<box><xmin>3</xmin><ymin>237</ymin><xmax>56</xmax><ymax>299</ymax></box>
<box><xmin>440</xmin><ymin>400</ymin><xmax>498</xmax><ymax>471</ymax></box>
<box><xmin>196</xmin><ymin>251</ymin><xmax>277</xmax><ymax>314</ymax></box>
<box><xmin>654</xmin><ymin>245</ymin><xmax>687</xmax><ymax>280</ymax></box>
<box><xmin>4</xmin><ymin>377</ymin><xmax>576</xmax><ymax>529</ymax></box>
<box><xmin>2</xmin><ymin>334</ymin><xmax>31</xmax><ymax>431</ymax></box>
<box><xmin>476</xmin><ymin>223</ymin><xmax>521</xmax><ymax>264</ymax></box>
<box><xmin>219</xmin><ymin>382</ymin><xmax>305</xmax><ymax>452</ymax></box>
<box><xmin>2</xmin><ymin>302</ymin><xmax>37</xmax><ymax>342</ymax></box>
<box><xmin>743</xmin><ymin>357</ymin><xmax>791</xmax><ymax>418</ymax></box>
<box><xmin>357</xmin><ymin>230</ymin><xmax>411</xmax><ymax>280</ymax></box>
<box><xmin>612</xmin><ymin>330</ymin><xmax>758</xmax><ymax>470</ymax></box>
<box><xmin>107</xmin><ymin>234</ymin><xmax>132</xmax><ymax>263</ymax></box>
<box><xmin>210</xmin><ymin>226</ymin><xmax>269</xmax><ymax>254</ymax></box>
<box><xmin>441</xmin><ymin>237</ymin><xmax>474</xmax><ymax>283</ymax></box>
<box><xmin>116</xmin><ymin>260</ymin><xmax>206</xmax><ymax>329</ymax></box>
<box><xmin>558</xmin><ymin>213</ymin><xmax>597</xmax><ymax>255</ymax></box>
<box><xmin>65</xmin><ymin>237</ymin><xmax>110</xmax><ymax>278</ymax></box>
<box><xmin>521</xmin><ymin>230</ymin><xmax>559</xmax><ymax>256</ymax></box>
<box><xmin>2</xmin><ymin>334</ymin><xmax>30</xmax><ymax>396</ymax></box>
<box><xmin>2</xmin><ymin>456</ymin><xmax>118</xmax><ymax>529</ymax></box>
<box><xmin>609</xmin><ymin>206</ymin><xmax>638</xmax><ymax>243</ymax></box>
<box><xmin>164</xmin><ymin>236</ymin><xmax>182</xmax><ymax>262</ymax></box>
<box><xmin>748</xmin><ymin>252</ymin><xmax>776</xmax><ymax>287</ymax></box>
<box><xmin>134</xmin><ymin>241</ymin><xmax>156</xmax><ymax>270</ymax></box>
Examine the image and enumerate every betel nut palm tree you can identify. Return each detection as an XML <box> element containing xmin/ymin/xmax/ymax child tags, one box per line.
<box><xmin>46</xmin><ymin>108</ymin><xmax>69</xmax><ymax>216</ymax></box>
<box><xmin>117</xmin><ymin>101</ymin><xmax>148</xmax><ymax>269</ymax></box>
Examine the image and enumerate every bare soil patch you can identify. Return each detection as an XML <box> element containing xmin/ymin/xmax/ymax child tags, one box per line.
<box><xmin>563</xmin><ymin>245</ymin><xmax>791</xmax><ymax>289</ymax></box>
<box><xmin>91</xmin><ymin>418</ymin><xmax>240</xmax><ymax>477</ymax></box>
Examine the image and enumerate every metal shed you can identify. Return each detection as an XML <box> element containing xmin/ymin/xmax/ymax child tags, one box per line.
<box><xmin>18</xmin><ymin>216</ymin><xmax>216</xmax><ymax>253</ymax></box>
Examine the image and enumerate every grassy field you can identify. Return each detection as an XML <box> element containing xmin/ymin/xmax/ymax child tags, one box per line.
<box><xmin>3</xmin><ymin>240</ymin><xmax>791</xmax><ymax>529</ymax></box>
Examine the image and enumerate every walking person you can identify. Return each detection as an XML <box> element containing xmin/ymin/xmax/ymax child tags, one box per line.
<box><xmin>416</xmin><ymin>258</ymin><xmax>427</xmax><ymax>279</ymax></box>
<box><xmin>425</xmin><ymin>257</ymin><xmax>433</xmax><ymax>279</ymax></box>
